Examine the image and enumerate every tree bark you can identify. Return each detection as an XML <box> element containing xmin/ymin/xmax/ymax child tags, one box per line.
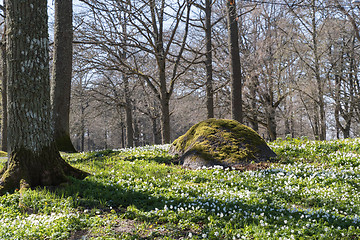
<box><xmin>266</xmin><ymin>105</ymin><xmax>277</xmax><ymax>141</ymax></box>
<box><xmin>205</xmin><ymin>0</ymin><xmax>214</xmax><ymax>119</ymax></box>
<box><xmin>51</xmin><ymin>0</ymin><xmax>77</xmax><ymax>152</ymax></box>
<box><xmin>226</xmin><ymin>0</ymin><xmax>242</xmax><ymax>123</ymax></box>
<box><xmin>1</xmin><ymin>41</ymin><xmax>7</xmax><ymax>152</ymax></box>
<box><xmin>0</xmin><ymin>0</ymin><xmax>87</xmax><ymax>194</ymax></box>
<box><xmin>160</xmin><ymin>94</ymin><xmax>171</xmax><ymax>144</ymax></box>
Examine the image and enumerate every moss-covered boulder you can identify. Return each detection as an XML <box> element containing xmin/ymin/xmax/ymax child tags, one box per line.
<box><xmin>169</xmin><ymin>119</ymin><xmax>277</xmax><ymax>169</ymax></box>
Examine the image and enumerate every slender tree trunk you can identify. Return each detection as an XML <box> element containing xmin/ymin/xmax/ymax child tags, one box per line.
<box><xmin>335</xmin><ymin>73</ymin><xmax>341</xmax><ymax>139</ymax></box>
<box><xmin>226</xmin><ymin>0</ymin><xmax>242</xmax><ymax>123</ymax></box>
<box><xmin>0</xmin><ymin>0</ymin><xmax>87</xmax><ymax>194</ymax></box>
<box><xmin>159</xmin><ymin>57</ymin><xmax>171</xmax><ymax>143</ymax></box>
<box><xmin>51</xmin><ymin>0</ymin><xmax>77</xmax><ymax>152</ymax></box>
<box><xmin>1</xmin><ymin>42</ymin><xmax>7</xmax><ymax>152</ymax></box>
<box><xmin>120</xmin><ymin>123</ymin><xmax>125</xmax><ymax>148</ymax></box>
<box><xmin>313</xmin><ymin>108</ymin><xmax>320</xmax><ymax>140</ymax></box>
<box><xmin>249</xmin><ymin>77</ymin><xmax>258</xmax><ymax>132</ymax></box>
<box><xmin>160</xmin><ymin>95</ymin><xmax>171</xmax><ymax>143</ymax></box>
<box><xmin>133</xmin><ymin>119</ymin><xmax>140</xmax><ymax>147</ymax></box>
<box><xmin>80</xmin><ymin>105</ymin><xmax>85</xmax><ymax>152</ymax></box>
<box><xmin>120</xmin><ymin>10</ymin><xmax>134</xmax><ymax>148</ymax></box>
<box><xmin>124</xmin><ymin>76</ymin><xmax>134</xmax><ymax>148</ymax></box>
<box><xmin>205</xmin><ymin>0</ymin><xmax>214</xmax><ymax>119</ymax></box>
<box><xmin>311</xmin><ymin>1</ymin><xmax>326</xmax><ymax>140</ymax></box>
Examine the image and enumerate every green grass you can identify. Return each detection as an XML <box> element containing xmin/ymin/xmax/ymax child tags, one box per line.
<box><xmin>0</xmin><ymin>140</ymin><xmax>359</xmax><ymax>239</ymax></box>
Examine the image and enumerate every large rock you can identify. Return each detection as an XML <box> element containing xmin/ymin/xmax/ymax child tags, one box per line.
<box><xmin>169</xmin><ymin>119</ymin><xmax>277</xmax><ymax>169</ymax></box>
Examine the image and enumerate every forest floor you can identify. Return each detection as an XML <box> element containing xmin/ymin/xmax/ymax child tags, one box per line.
<box><xmin>0</xmin><ymin>138</ymin><xmax>359</xmax><ymax>239</ymax></box>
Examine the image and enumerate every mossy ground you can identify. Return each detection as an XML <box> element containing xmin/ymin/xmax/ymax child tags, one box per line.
<box><xmin>171</xmin><ymin>119</ymin><xmax>274</xmax><ymax>166</ymax></box>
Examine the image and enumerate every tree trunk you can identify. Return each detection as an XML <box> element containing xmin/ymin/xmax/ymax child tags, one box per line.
<box><xmin>311</xmin><ymin>0</ymin><xmax>326</xmax><ymax>140</ymax></box>
<box><xmin>160</xmin><ymin>95</ymin><xmax>171</xmax><ymax>143</ymax></box>
<box><xmin>248</xmin><ymin>77</ymin><xmax>258</xmax><ymax>132</ymax></box>
<box><xmin>120</xmin><ymin>123</ymin><xmax>125</xmax><ymax>148</ymax></box>
<box><xmin>226</xmin><ymin>0</ymin><xmax>242</xmax><ymax>123</ymax></box>
<box><xmin>120</xmin><ymin>11</ymin><xmax>134</xmax><ymax>148</ymax></box>
<box><xmin>266</xmin><ymin>106</ymin><xmax>277</xmax><ymax>141</ymax></box>
<box><xmin>133</xmin><ymin>119</ymin><xmax>140</xmax><ymax>147</ymax></box>
<box><xmin>205</xmin><ymin>0</ymin><xmax>214</xmax><ymax>119</ymax></box>
<box><xmin>1</xmin><ymin>42</ymin><xmax>7</xmax><ymax>152</ymax></box>
<box><xmin>124</xmin><ymin>76</ymin><xmax>134</xmax><ymax>148</ymax></box>
<box><xmin>151</xmin><ymin>117</ymin><xmax>161</xmax><ymax>145</ymax></box>
<box><xmin>0</xmin><ymin>0</ymin><xmax>87</xmax><ymax>194</ymax></box>
<box><xmin>80</xmin><ymin>107</ymin><xmax>85</xmax><ymax>152</ymax></box>
<box><xmin>51</xmin><ymin>0</ymin><xmax>77</xmax><ymax>152</ymax></box>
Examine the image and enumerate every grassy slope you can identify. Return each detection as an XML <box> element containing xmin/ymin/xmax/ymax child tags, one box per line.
<box><xmin>0</xmin><ymin>140</ymin><xmax>359</xmax><ymax>239</ymax></box>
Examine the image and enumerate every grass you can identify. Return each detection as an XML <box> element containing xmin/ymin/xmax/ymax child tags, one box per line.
<box><xmin>0</xmin><ymin>139</ymin><xmax>359</xmax><ymax>239</ymax></box>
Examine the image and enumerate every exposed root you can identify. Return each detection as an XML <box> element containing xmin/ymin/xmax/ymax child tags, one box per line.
<box><xmin>0</xmin><ymin>145</ymin><xmax>89</xmax><ymax>195</ymax></box>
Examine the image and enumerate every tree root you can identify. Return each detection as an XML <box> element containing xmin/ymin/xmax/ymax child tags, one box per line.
<box><xmin>0</xmin><ymin>145</ymin><xmax>89</xmax><ymax>195</ymax></box>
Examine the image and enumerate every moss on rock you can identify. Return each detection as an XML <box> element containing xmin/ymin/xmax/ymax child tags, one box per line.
<box><xmin>169</xmin><ymin>119</ymin><xmax>277</xmax><ymax>169</ymax></box>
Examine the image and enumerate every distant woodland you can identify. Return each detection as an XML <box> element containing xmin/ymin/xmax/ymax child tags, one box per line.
<box><xmin>2</xmin><ymin>0</ymin><xmax>360</xmax><ymax>151</ymax></box>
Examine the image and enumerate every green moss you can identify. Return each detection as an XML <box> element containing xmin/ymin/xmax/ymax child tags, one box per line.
<box><xmin>172</xmin><ymin>119</ymin><xmax>268</xmax><ymax>164</ymax></box>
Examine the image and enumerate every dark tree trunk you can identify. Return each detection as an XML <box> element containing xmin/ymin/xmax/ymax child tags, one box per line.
<box><xmin>0</xmin><ymin>0</ymin><xmax>87</xmax><ymax>194</ymax></box>
<box><xmin>267</xmin><ymin>106</ymin><xmax>277</xmax><ymax>141</ymax></box>
<box><xmin>151</xmin><ymin>117</ymin><xmax>161</xmax><ymax>145</ymax></box>
<box><xmin>133</xmin><ymin>119</ymin><xmax>140</xmax><ymax>147</ymax></box>
<box><xmin>1</xmin><ymin>42</ymin><xmax>7</xmax><ymax>152</ymax></box>
<box><xmin>160</xmin><ymin>95</ymin><xmax>171</xmax><ymax>143</ymax></box>
<box><xmin>226</xmin><ymin>0</ymin><xmax>242</xmax><ymax>123</ymax></box>
<box><xmin>205</xmin><ymin>0</ymin><xmax>214</xmax><ymax>119</ymax></box>
<box><xmin>311</xmin><ymin>1</ymin><xmax>326</xmax><ymax>140</ymax></box>
<box><xmin>120</xmin><ymin>12</ymin><xmax>134</xmax><ymax>148</ymax></box>
<box><xmin>120</xmin><ymin>123</ymin><xmax>125</xmax><ymax>148</ymax></box>
<box><xmin>51</xmin><ymin>0</ymin><xmax>77</xmax><ymax>152</ymax></box>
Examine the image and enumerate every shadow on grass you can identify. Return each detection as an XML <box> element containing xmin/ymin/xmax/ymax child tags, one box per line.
<box><xmin>64</xmin><ymin>149</ymin><xmax>177</xmax><ymax>166</ymax></box>
<box><xmin>55</xmin><ymin>177</ymin><xmax>166</xmax><ymax>212</ymax></box>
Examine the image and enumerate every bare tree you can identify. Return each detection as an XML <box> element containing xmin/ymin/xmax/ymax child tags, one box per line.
<box><xmin>77</xmin><ymin>0</ymin><xmax>194</xmax><ymax>143</ymax></box>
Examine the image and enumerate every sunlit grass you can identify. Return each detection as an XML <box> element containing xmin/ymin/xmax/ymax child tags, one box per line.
<box><xmin>0</xmin><ymin>139</ymin><xmax>359</xmax><ymax>239</ymax></box>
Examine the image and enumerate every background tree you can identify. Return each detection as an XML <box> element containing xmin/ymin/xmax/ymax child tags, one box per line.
<box><xmin>0</xmin><ymin>0</ymin><xmax>87</xmax><ymax>193</ymax></box>
<box><xmin>51</xmin><ymin>0</ymin><xmax>77</xmax><ymax>152</ymax></box>
<box><xmin>204</xmin><ymin>0</ymin><xmax>215</xmax><ymax>118</ymax></box>
<box><xmin>227</xmin><ymin>0</ymin><xmax>243</xmax><ymax>123</ymax></box>
<box><xmin>77</xmin><ymin>0</ymin><xmax>194</xmax><ymax>143</ymax></box>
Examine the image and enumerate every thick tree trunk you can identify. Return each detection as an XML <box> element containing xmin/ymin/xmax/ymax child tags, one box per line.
<box><xmin>205</xmin><ymin>0</ymin><xmax>214</xmax><ymax>119</ymax></box>
<box><xmin>1</xmin><ymin>42</ymin><xmax>7</xmax><ymax>152</ymax></box>
<box><xmin>0</xmin><ymin>0</ymin><xmax>87</xmax><ymax>194</ymax></box>
<box><xmin>51</xmin><ymin>0</ymin><xmax>77</xmax><ymax>153</ymax></box>
<box><xmin>226</xmin><ymin>0</ymin><xmax>243</xmax><ymax>123</ymax></box>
